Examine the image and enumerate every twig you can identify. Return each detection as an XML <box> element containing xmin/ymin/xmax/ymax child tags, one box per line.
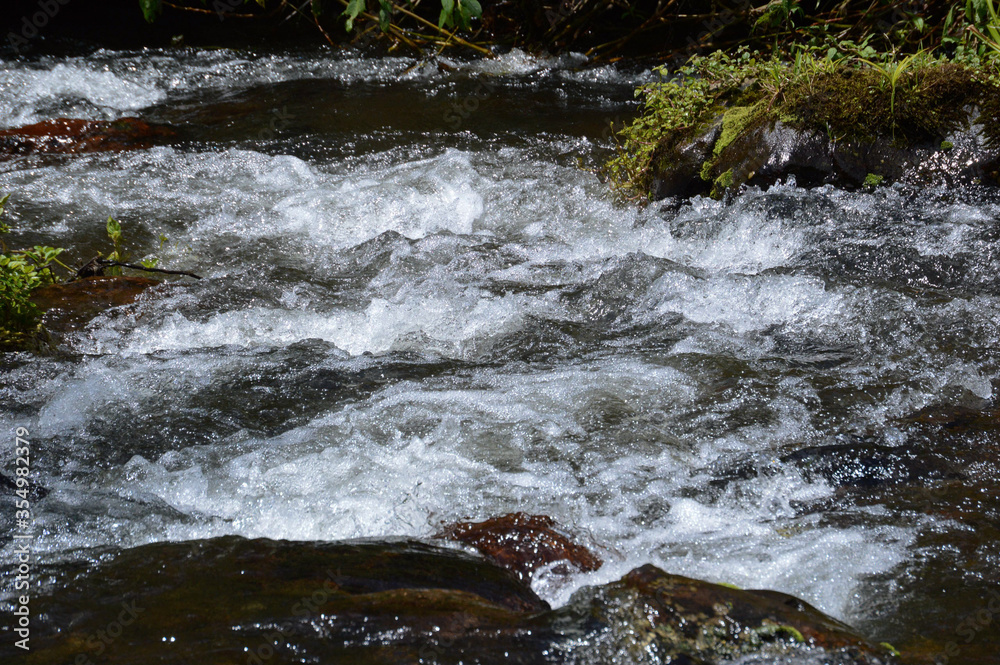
<box><xmin>85</xmin><ymin>258</ymin><xmax>202</xmax><ymax>280</ymax></box>
<box><xmin>162</xmin><ymin>1</ymin><xmax>265</xmax><ymax>19</ymax></box>
<box><xmin>333</xmin><ymin>0</ymin><xmax>493</xmax><ymax>56</ymax></box>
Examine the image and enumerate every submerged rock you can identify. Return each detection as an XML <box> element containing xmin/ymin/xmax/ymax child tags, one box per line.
<box><xmin>435</xmin><ymin>512</ymin><xmax>603</xmax><ymax>581</ymax></box>
<box><xmin>31</xmin><ymin>275</ymin><xmax>163</xmax><ymax>332</ymax></box>
<box><xmin>782</xmin><ymin>441</ymin><xmax>962</xmax><ymax>488</ymax></box>
<box><xmin>2</xmin><ymin>536</ymin><xmax>899</xmax><ymax>665</ymax></box>
<box><xmin>11</xmin><ymin>537</ymin><xmax>549</xmax><ymax>665</ymax></box>
<box><xmin>901</xmin><ymin>404</ymin><xmax>1000</xmax><ymax>431</ymax></box>
<box><xmin>0</xmin><ymin>118</ymin><xmax>174</xmax><ymax>157</ymax></box>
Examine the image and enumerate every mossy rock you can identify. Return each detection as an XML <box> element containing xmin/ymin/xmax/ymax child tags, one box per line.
<box><xmin>634</xmin><ymin>60</ymin><xmax>1000</xmax><ymax>199</ymax></box>
<box><xmin>0</xmin><ymin>322</ymin><xmax>55</xmax><ymax>354</ymax></box>
<box><xmin>555</xmin><ymin>564</ymin><xmax>900</xmax><ymax>663</ymax></box>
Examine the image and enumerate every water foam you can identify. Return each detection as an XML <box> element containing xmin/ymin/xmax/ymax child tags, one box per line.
<box><xmin>0</xmin><ymin>62</ymin><xmax>165</xmax><ymax>127</ymax></box>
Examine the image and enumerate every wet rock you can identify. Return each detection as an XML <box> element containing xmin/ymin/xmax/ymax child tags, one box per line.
<box><xmin>435</xmin><ymin>512</ymin><xmax>603</xmax><ymax>582</ymax></box>
<box><xmin>0</xmin><ymin>118</ymin><xmax>174</xmax><ymax>157</ymax></box>
<box><xmin>2</xmin><ymin>536</ymin><xmax>898</xmax><ymax>665</ymax></box>
<box><xmin>556</xmin><ymin>564</ymin><xmax>899</xmax><ymax>664</ymax></box>
<box><xmin>901</xmin><ymin>403</ymin><xmax>1000</xmax><ymax>431</ymax></box>
<box><xmin>649</xmin><ymin>117</ymin><xmax>722</xmax><ymax>199</ymax></box>
<box><xmin>10</xmin><ymin>537</ymin><xmax>549</xmax><ymax>665</ymax></box>
<box><xmin>679</xmin><ymin>117</ymin><xmax>1000</xmax><ymax>198</ymax></box>
<box><xmin>31</xmin><ymin>275</ymin><xmax>163</xmax><ymax>332</ymax></box>
<box><xmin>652</xmin><ymin>76</ymin><xmax>1000</xmax><ymax>199</ymax></box>
<box><xmin>782</xmin><ymin>441</ymin><xmax>963</xmax><ymax>488</ymax></box>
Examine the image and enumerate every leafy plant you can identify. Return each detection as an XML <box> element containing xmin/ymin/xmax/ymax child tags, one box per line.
<box><xmin>105</xmin><ymin>216</ymin><xmax>126</xmax><ymax>276</ymax></box>
<box><xmin>753</xmin><ymin>0</ymin><xmax>803</xmax><ymax>34</ymax></box>
<box><xmin>967</xmin><ymin>0</ymin><xmax>1000</xmax><ymax>58</ymax></box>
<box><xmin>0</xmin><ymin>195</ymin><xmax>68</xmax><ymax>347</ymax></box>
<box><xmin>860</xmin><ymin>50</ymin><xmax>925</xmax><ymax>120</ymax></box>
<box><xmin>604</xmin><ymin>49</ymin><xmax>776</xmax><ymax>199</ymax></box>
<box><xmin>139</xmin><ymin>0</ymin><xmax>162</xmax><ymax>23</ymax></box>
<box><xmin>438</xmin><ymin>0</ymin><xmax>482</xmax><ymax>31</ymax></box>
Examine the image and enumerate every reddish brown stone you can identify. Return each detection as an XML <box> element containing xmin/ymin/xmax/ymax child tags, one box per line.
<box><xmin>31</xmin><ymin>276</ymin><xmax>163</xmax><ymax>331</ymax></box>
<box><xmin>606</xmin><ymin>564</ymin><xmax>899</xmax><ymax>661</ymax></box>
<box><xmin>435</xmin><ymin>512</ymin><xmax>602</xmax><ymax>581</ymax></box>
<box><xmin>0</xmin><ymin>118</ymin><xmax>174</xmax><ymax>157</ymax></box>
<box><xmin>902</xmin><ymin>404</ymin><xmax>1000</xmax><ymax>430</ymax></box>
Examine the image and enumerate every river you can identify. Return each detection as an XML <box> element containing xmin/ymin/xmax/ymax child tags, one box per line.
<box><xmin>1</xmin><ymin>46</ymin><xmax>999</xmax><ymax>663</ymax></box>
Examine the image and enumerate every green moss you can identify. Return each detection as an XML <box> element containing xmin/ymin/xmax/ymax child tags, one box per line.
<box><xmin>940</xmin><ymin>140</ymin><xmax>954</xmax><ymax>150</ymax></box>
<box><xmin>756</xmin><ymin>624</ymin><xmax>806</xmax><ymax>643</ymax></box>
<box><xmin>863</xmin><ymin>173</ymin><xmax>884</xmax><ymax>188</ymax></box>
<box><xmin>715</xmin><ymin>103</ymin><xmax>764</xmax><ymax>157</ymax></box>
<box><xmin>711</xmin><ymin>169</ymin><xmax>735</xmax><ymax>198</ymax></box>
<box><xmin>880</xmin><ymin>641</ymin><xmax>901</xmax><ymax>656</ymax></box>
<box><xmin>699</xmin><ymin>159</ymin><xmax>715</xmax><ymax>182</ymax></box>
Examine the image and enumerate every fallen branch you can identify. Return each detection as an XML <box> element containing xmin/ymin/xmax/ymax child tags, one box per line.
<box><xmin>76</xmin><ymin>257</ymin><xmax>202</xmax><ymax>280</ymax></box>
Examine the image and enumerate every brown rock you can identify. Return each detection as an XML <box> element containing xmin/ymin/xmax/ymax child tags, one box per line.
<box><xmin>31</xmin><ymin>275</ymin><xmax>162</xmax><ymax>332</ymax></box>
<box><xmin>3</xmin><ymin>537</ymin><xmax>896</xmax><ymax>665</ymax></box>
<box><xmin>564</xmin><ymin>564</ymin><xmax>900</xmax><ymax>663</ymax></box>
<box><xmin>435</xmin><ymin>512</ymin><xmax>602</xmax><ymax>581</ymax></box>
<box><xmin>0</xmin><ymin>118</ymin><xmax>174</xmax><ymax>157</ymax></box>
<box><xmin>901</xmin><ymin>404</ymin><xmax>1000</xmax><ymax>430</ymax></box>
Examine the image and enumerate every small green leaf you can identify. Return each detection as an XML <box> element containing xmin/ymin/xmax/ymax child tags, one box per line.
<box><xmin>457</xmin><ymin>4</ymin><xmax>472</xmax><ymax>29</ymax></box>
<box><xmin>439</xmin><ymin>0</ymin><xmax>455</xmax><ymax>28</ymax></box>
<box><xmin>462</xmin><ymin>0</ymin><xmax>482</xmax><ymax>19</ymax></box>
<box><xmin>342</xmin><ymin>0</ymin><xmax>364</xmax><ymax>31</ymax></box>
<box><xmin>138</xmin><ymin>0</ymin><xmax>162</xmax><ymax>23</ymax></box>
<box><xmin>0</xmin><ymin>193</ymin><xmax>9</xmax><ymax>235</ymax></box>
<box><xmin>379</xmin><ymin>0</ymin><xmax>391</xmax><ymax>31</ymax></box>
<box><xmin>106</xmin><ymin>216</ymin><xmax>122</xmax><ymax>242</ymax></box>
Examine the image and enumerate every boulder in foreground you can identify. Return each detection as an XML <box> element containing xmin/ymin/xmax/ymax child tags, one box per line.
<box><xmin>2</xmin><ymin>535</ymin><xmax>900</xmax><ymax>664</ymax></box>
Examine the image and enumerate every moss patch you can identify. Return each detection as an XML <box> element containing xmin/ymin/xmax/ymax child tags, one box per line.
<box><xmin>715</xmin><ymin>103</ymin><xmax>765</xmax><ymax>157</ymax></box>
<box><xmin>790</xmin><ymin>62</ymin><xmax>984</xmax><ymax>145</ymax></box>
<box><xmin>863</xmin><ymin>173</ymin><xmax>884</xmax><ymax>188</ymax></box>
<box><xmin>711</xmin><ymin>169</ymin><xmax>735</xmax><ymax>198</ymax></box>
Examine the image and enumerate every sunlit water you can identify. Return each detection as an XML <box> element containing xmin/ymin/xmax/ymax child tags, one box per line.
<box><xmin>2</xmin><ymin>46</ymin><xmax>999</xmax><ymax>655</ymax></box>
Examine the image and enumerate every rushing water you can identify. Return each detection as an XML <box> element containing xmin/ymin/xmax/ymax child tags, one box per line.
<box><xmin>1</xmin><ymin>46</ymin><xmax>1000</xmax><ymax>662</ymax></box>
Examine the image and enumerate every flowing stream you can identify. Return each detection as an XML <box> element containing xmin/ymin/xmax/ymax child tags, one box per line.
<box><xmin>2</xmin><ymin>46</ymin><xmax>1000</xmax><ymax>661</ymax></box>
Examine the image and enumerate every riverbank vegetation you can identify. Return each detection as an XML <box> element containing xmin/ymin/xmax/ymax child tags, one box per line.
<box><xmin>0</xmin><ymin>197</ymin><xmax>194</xmax><ymax>352</ymax></box>
<box><xmin>119</xmin><ymin>0</ymin><xmax>995</xmax><ymax>59</ymax></box>
<box><xmin>0</xmin><ymin>195</ymin><xmax>68</xmax><ymax>351</ymax></box>
<box><xmin>603</xmin><ymin>0</ymin><xmax>1000</xmax><ymax>200</ymax></box>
